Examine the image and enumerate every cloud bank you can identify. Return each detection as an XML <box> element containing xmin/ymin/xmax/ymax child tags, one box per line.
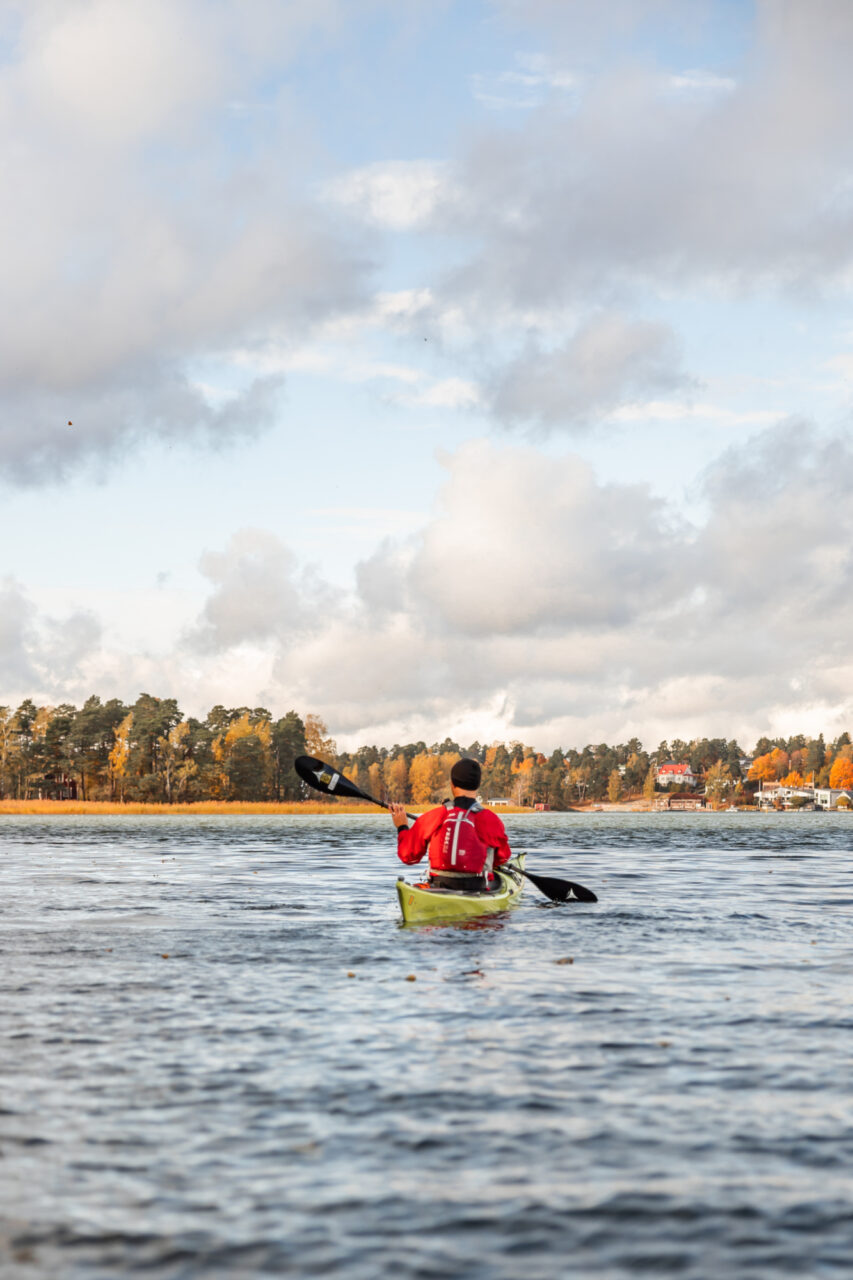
<box><xmin>6</xmin><ymin>424</ymin><xmax>851</xmax><ymax>750</ymax></box>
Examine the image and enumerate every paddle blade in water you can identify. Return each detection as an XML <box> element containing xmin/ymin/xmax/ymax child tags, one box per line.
<box><xmin>294</xmin><ymin>756</ymin><xmax>368</xmax><ymax>801</ymax></box>
<box><xmin>520</xmin><ymin>868</ymin><xmax>598</xmax><ymax>904</ymax></box>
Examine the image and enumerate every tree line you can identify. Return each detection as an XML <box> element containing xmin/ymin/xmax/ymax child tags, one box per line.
<box><xmin>2</xmin><ymin>695</ymin><xmax>852</xmax><ymax>805</ymax></box>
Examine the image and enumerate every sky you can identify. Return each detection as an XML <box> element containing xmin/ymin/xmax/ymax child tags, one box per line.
<box><xmin>2</xmin><ymin>0</ymin><xmax>853</xmax><ymax>753</ymax></box>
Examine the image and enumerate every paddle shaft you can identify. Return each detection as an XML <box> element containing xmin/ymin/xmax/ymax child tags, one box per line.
<box><xmin>356</xmin><ymin>789</ymin><xmax>417</xmax><ymax>824</ymax></box>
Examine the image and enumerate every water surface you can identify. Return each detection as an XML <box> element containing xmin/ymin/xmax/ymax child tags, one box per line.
<box><xmin>2</xmin><ymin>812</ymin><xmax>852</xmax><ymax>1277</ymax></box>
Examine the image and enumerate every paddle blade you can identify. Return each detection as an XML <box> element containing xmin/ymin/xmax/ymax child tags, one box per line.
<box><xmin>294</xmin><ymin>756</ymin><xmax>369</xmax><ymax>802</ymax></box>
<box><xmin>520</xmin><ymin>867</ymin><xmax>598</xmax><ymax>904</ymax></box>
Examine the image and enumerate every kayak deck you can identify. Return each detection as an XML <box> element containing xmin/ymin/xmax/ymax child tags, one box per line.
<box><xmin>396</xmin><ymin>855</ymin><xmax>525</xmax><ymax>924</ymax></box>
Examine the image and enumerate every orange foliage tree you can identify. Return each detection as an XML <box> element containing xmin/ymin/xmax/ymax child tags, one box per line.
<box><xmin>748</xmin><ymin>748</ymin><xmax>789</xmax><ymax>783</ymax></box>
<box><xmin>829</xmin><ymin>757</ymin><xmax>853</xmax><ymax>790</ymax></box>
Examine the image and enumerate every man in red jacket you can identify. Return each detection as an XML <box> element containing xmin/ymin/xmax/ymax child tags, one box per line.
<box><xmin>389</xmin><ymin>757</ymin><xmax>512</xmax><ymax>891</ymax></box>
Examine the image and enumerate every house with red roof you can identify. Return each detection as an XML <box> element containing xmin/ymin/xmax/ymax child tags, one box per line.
<box><xmin>656</xmin><ymin>761</ymin><xmax>698</xmax><ymax>789</ymax></box>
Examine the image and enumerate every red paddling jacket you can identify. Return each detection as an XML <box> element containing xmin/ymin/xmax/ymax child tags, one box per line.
<box><xmin>396</xmin><ymin>797</ymin><xmax>512</xmax><ymax>874</ymax></box>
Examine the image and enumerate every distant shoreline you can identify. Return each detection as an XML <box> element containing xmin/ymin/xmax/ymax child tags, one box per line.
<box><xmin>1</xmin><ymin>799</ymin><xmax>843</xmax><ymax>817</ymax></box>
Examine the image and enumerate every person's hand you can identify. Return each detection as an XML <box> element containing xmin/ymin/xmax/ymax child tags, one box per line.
<box><xmin>389</xmin><ymin>803</ymin><xmax>408</xmax><ymax>830</ymax></box>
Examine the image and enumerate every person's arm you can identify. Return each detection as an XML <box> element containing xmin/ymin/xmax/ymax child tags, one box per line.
<box><xmin>390</xmin><ymin>805</ymin><xmax>443</xmax><ymax>865</ymax></box>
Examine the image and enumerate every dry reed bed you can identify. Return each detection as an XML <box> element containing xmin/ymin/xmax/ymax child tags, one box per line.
<box><xmin>0</xmin><ymin>800</ymin><xmax>532</xmax><ymax>816</ymax></box>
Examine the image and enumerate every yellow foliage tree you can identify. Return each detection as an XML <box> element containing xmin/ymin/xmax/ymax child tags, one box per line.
<box><xmin>607</xmin><ymin>769</ymin><xmax>622</xmax><ymax>804</ymax></box>
<box><xmin>383</xmin><ymin>755</ymin><xmax>410</xmax><ymax>802</ymax></box>
<box><xmin>780</xmin><ymin>771</ymin><xmax>804</xmax><ymax>787</ymax></box>
<box><xmin>158</xmin><ymin>721</ymin><xmax>191</xmax><ymax>803</ymax></box>
<box><xmin>0</xmin><ymin>707</ymin><xmax>13</xmax><ymax>798</ymax></box>
<box><xmin>212</xmin><ymin>712</ymin><xmax>272</xmax><ymax>799</ymax></box>
<box><xmin>409</xmin><ymin>752</ymin><xmax>446</xmax><ymax>804</ymax></box>
<box><xmin>109</xmin><ymin>713</ymin><xmax>133</xmax><ymax>801</ymax></box>
<box><xmin>439</xmin><ymin>750</ymin><xmax>461</xmax><ymax>780</ymax></box>
<box><xmin>304</xmin><ymin>714</ymin><xmax>337</xmax><ymax>764</ymax></box>
<box><xmin>705</xmin><ymin>760</ymin><xmax>732</xmax><ymax>809</ymax></box>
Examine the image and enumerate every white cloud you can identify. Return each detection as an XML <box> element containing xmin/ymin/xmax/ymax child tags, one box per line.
<box><xmin>395</xmin><ymin>377</ymin><xmax>482</xmax><ymax>409</ymax></box>
<box><xmin>666</xmin><ymin>69</ymin><xmax>736</xmax><ymax>95</ymax></box>
<box><xmin>471</xmin><ymin>53</ymin><xmax>580</xmax><ymax>111</ymax></box>
<box><xmin>0</xmin><ymin>575</ymin><xmax>102</xmax><ymax>697</ymax></box>
<box><xmin>186</xmin><ymin>529</ymin><xmax>332</xmax><ymax>653</ymax></box>
<box><xmin>489</xmin><ymin>313</ymin><xmax>690</xmax><ymax>430</ymax></box>
<box><xmin>0</xmin><ymin>0</ymin><xmax>368</xmax><ymax>485</ymax></box>
<box><xmin>323</xmin><ymin>160</ymin><xmax>451</xmax><ymax>230</ymax></box>
<box><xmin>610</xmin><ymin>401</ymin><xmax>780</xmax><ymax>426</ymax></box>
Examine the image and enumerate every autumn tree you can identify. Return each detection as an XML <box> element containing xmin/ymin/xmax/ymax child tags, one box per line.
<box><xmin>624</xmin><ymin>748</ymin><xmax>650</xmax><ymax>791</ymax></box>
<box><xmin>383</xmin><ymin>754</ymin><xmax>410</xmax><ymax>803</ymax></box>
<box><xmin>69</xmin><ymin>696</ymin><xmax>128</xmax><ymax>799</ymax></box>
<box><xmin>409</xmin><ymin>751</ymin><xmax>446</xmax><ymax>804</ymax></box>
<box><xmin>125</xmin><ymin>694</ymin><xmax>181</xmax><ymax>799</ymax></box>
<box><xmin>0</xmin><ymin>707</ymin><xmax>12</xmax><ymax>799</ymax></box>
<box><xmin>304</xmin><ymin>714</ymin><xmax>337</xmax><ymax>764</ymax></box>
<box><xmin>748</xmin><ymin>748</ymin><xmax>789</xmax><ymax>783</ymax></box>
<box><xmin>829</xmin><ymin>758</ymin><xmax>853</xmax><ymax>790</ymax></box>
<box><xmin>607</xmin><ymin>769</ymin><xmax>622</xmax><ymax>804</ymax></box>
<box><xmin>704</xmin><ymin>760</ymin><xmax>732</xmax><ymax>809</ymax></box>
<box><xmin>482</xmin><ymin>744</ymin><xmax>512</xmax><ymax>799</ymax></box>
<box><xmin>109</xmin><ymin>713</ymin><xmax>133</xmax><ymax>801</ymax></box>
<box><xmin>367</xmin><ymin>761</ymin><xmax>383</xmax><ymax>799</ymax></box>
<box><xmin>158</xmin><ymin>722</ymin><xmax>193</xmax><ymax>803</ymax></box>
<box><xmin>212</xmin><ymin>711</ymin><xmax>273</xmax><ymax>801</ymax></box>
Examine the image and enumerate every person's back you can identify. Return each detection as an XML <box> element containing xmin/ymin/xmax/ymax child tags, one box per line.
<box><xmin>389</xmin><ymin>757</ymin><xmax>511</xmax><ymax>891</ymax></box>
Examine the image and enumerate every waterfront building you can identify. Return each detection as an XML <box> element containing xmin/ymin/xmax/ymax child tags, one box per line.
<box><xmin>656</xmin><ymin>761</ymin><xmax>698</xmax><ymax>788</ymax></box>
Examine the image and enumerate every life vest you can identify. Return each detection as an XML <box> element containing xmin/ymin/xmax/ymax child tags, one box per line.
<box><xmin>432</xmin><ymin>801</ymin><xmax>492</xmax><ymax>874</ymax></box>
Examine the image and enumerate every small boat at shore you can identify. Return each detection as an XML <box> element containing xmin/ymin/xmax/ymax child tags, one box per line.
<box><xmin>396</xmin><ymin>855</ymin><xmax>526</xmax><ymax>924</ymax></box>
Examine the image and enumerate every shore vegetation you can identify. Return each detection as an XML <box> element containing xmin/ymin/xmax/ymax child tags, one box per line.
<box><xmin>0</xmin><ymin>695</ymin><xmax>851</xmax><ymax>812</ymax></box>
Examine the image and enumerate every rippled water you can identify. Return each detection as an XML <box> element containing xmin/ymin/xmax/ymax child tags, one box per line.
<box><xmin>2</xmin><ymin>812</ymin><xmax>853</xmax><ymax>1278</ymax></box>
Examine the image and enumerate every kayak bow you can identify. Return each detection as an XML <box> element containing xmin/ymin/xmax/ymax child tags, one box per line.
<box><xmin>396</xmin><ymin>854</ymin><xmax>526</xmax><ymax>924</ymax></box>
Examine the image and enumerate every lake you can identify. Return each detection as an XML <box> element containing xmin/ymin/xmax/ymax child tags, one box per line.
<box><xmin>1</xmin><ymin>812</ymin><xmax>852</xmax><ymax>1277</ymax></box>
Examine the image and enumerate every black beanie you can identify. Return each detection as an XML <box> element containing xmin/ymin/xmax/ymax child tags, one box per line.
<box><xmin>451</xmin><ymin>757</ymin><xmax>481</xmax><ymax>790</ymax></box>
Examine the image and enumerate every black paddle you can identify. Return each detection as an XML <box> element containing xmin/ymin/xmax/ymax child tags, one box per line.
<box><xmin>294</xmin><ymin>755</ymin><xmax>597</xmax><ymax>905</ymax></box>
<box><xmin>513</xmin><ymin>865</ymin><xmax>597</xmax><ymax>903</ymax></box>
<box><xmin>295</xmin><ymin>755</ymin><xmax>417</xmax><ymax>821</ymax></box>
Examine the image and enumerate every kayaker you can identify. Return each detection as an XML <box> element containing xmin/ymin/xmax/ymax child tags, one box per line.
<box><xmin>389</xmin><ymin>758</ymin><xmax>512</xmax><ymax>891</ymax></box>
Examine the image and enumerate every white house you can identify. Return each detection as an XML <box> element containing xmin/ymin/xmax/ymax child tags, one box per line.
<box><xmin>757</xmin><ymin>783</ymin><xmax>853</xmax><ymax>810</ymax></box>
<box><xmin>656</xmin><ymin>761</ymin><xmax>698</xmax><ymax>788</ymax></box>
<box><xmin>814</xmin><ymin>788</ymin><xmax>853</xmax><ymax>811</ymax></box>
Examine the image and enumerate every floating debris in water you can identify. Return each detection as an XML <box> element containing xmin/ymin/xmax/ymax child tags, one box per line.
<box><xmin>555</xmin><ymin>956</ymin><xmax>574</xmax><ymax>965</ymax></box>
<box><xmin>405</xmin><ymin>974</ymin><xmax>416</xmax><ymax>982</ymax></box>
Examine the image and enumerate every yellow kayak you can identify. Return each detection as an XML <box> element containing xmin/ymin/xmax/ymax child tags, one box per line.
<box><xmin>396</xmin><ymin>855</ymin><xmax>526</xmax><ymax>924</ymax></box>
